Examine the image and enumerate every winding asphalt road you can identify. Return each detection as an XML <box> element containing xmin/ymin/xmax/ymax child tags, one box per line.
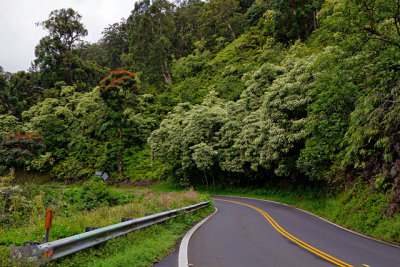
<box><xmin>155</xmin><ymin>195</ymin><xmax>400</xmax><ymax>267</ymax></box>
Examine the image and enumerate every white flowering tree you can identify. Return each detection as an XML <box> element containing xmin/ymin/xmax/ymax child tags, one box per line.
<box><xmin>148</xmin><ymin>91</ymin><xmax>226</xmax><ymax>185</ymax></box>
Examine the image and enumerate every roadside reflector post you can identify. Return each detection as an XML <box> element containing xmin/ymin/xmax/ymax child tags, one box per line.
<box><xmin>44</xmin><ymin>209</ymin><xmax>53</xmax><ymax>243</ymax></box>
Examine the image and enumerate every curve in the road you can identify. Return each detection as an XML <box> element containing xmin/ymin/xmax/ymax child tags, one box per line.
<box><xmin>188</xmin><ymin>196</ymin><xmax>400</xmax><ymax>267</ymax></box>
<box><xmin>156</xmin><ymin>195</ymin><xmax>400</xmax><ymax>267</ymax></box>
<box><xmin>215</xmin><ymin>198</ymin><xmax>353</xmax><ymax>267</ymax></box>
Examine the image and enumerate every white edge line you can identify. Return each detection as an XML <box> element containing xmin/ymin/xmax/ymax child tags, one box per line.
<box><xmin>215</xmin><ymin>195</ymin><xmax>400</xmax><ymax>249</ymax></box>
<box><xmin>178</xmin><ymin>208</ymin><xmax>218</xmax><ymax>267</ymax></box>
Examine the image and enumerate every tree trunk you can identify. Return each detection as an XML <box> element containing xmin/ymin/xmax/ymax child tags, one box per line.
<box><xmin>227</xmin><ymin>22</ymin><xmax>236</xmax><ymax>40</ymax></box>
<box><xmin>65</xmin><ymin>67</ymin><xmax>72</xmax><ymax>86</ymax></box>
<box><xmin>227</xmin><ymin>21</ymin><xmax>239</xmax><ymax>53</ymax></box>
<box><xmin>204</xmin><ymin>172</ymin><xmax>209</xmax><ymax>187</ymax></box>
<box><xmin>162</xmin><ymin>60</ymin><xmax>172</xmax><ymax>86</ymax></box>
<box><xmin>62</xmin><ymin>56</ymin><xmax>72</xmax><ymax>86</ymax></box>
<box><xmin>118</xmin><ymin>127</ymin><xmax>123</xmax><ymax>177</ymax></box>
<box><xmin>289</xmin><ymin>0</ymin><xmax>296</xmax><ymax>15</ymax></box>
<box><xmin>313</xmin><ymin>10</ymin><xmax>318</xmax><ymax>31</ymax></box>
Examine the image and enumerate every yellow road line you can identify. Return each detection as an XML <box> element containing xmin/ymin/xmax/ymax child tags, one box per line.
<box><xmin>214</xmin><ymin>198</ymin><xmax>354</xmax><ymax>267</ymax></box>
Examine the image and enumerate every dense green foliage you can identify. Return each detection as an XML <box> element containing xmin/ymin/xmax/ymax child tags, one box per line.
<box><xmin>2</xmin><ymin>0</ymin><xmax>400</xmax><ymax>222</ymax></box>
<box><xmin>0</xmin><ymin>172</ymin><xmax>129</xmax><ymax>228</ymax></box>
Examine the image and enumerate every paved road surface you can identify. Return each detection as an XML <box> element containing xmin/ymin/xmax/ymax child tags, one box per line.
<box><xmin>155</xmin><ymin>195</ymin><xmax>400</xmax><ymax>267</ymax></box>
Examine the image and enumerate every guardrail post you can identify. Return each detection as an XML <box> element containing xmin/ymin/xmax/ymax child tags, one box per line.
<box><xmin>44</xmin><ymin>210</ymin><xmax>53</xmax><ymax>242</ymax></box>
<box><xmin>85</xmin><ymin>226</ymin><xmax>99</xmax><ymax>232</ymax></box>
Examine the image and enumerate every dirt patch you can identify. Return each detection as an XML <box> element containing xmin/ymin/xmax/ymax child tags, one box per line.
<box><xmin>106</xmin><ymin>178</ymin><xmax>157</xmax><ymax>187</ymax></box>
<box><xmin>132</xmin><ymin>180</ymin><xmax>157</xmax><ymax>186</ymax></box>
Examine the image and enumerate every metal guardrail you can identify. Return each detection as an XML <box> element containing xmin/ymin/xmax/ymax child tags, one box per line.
<box><xmin>10</xmin><ymin>201</ymin><xmax>209</xmax><ymax>264</ymax></box>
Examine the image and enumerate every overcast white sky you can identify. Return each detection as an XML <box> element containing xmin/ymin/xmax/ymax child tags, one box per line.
<box><xmin>0</xmin><ymin>0</ymin><xmax>137</xmax><ymax>73</ymax></box>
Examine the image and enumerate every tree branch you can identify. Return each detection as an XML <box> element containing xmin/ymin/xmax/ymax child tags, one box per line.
<box><xmin>363</xmin><ymin>27</ymin><xmax>400</xmax><ymax>48</ymax></box>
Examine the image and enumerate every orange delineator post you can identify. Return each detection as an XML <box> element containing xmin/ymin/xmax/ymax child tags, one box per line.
<box><xmin>44</xmin><ymin>210</ymin><xmax>53</xmax><ymax>242</ymax></box>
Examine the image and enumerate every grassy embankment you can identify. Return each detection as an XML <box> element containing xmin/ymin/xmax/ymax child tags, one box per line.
<box><xmin>0</xmin><ymin>187</ymin><xmax>213</xmax><ymax>267</ymax></box>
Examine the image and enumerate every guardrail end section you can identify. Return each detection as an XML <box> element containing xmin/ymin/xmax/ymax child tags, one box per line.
<box><xmin>10</xmin><ymin>244</ymin><xmax>42</xmax><ymax>263</ymax></box>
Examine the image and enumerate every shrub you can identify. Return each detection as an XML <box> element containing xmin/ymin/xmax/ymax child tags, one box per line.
<box><xmin>65</xmin><ymin>180</ymin><xmax>129</xmax><ymax>211</ymax></box>
<box><xmin>0</xmin><ymin>169</ymin><xmax>31</xmax><ymax>226</ymax></box>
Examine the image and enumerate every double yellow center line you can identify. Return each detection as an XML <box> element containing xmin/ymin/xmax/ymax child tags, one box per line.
<box><xmin>214</xmin><ymin>198</ymin><xmax>354</xmax><ymax>267</ymax></box>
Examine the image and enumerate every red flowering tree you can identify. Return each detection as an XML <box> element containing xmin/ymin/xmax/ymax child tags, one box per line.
<box><xmin>0</xmin><ymin>132</ymin><xmax>46</xmax><ymax>171</ymax></box>
<box><xmin>99</xmin><ymin>70</ymin><xmax>139</xmax><ymax>111</ymax></box>
<box><xmin>98</xmin><ymin>70</ymin><xmax>139</xmax><ymax>177</ymax></box>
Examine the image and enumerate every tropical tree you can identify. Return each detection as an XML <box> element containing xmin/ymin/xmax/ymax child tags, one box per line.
<box><xmin>148</xmin><ymin>91</ymin><xmax>227</xmax><ymax>185</ymax></box>
<box><xmin>98</xmin><ymin>70</ymin><xmax>140</xmax><ymax>177</ymax></box>
<box><xmin>344</xmin><ymin>0</ymin><xmax>400</xmax><ymax>48</ymax></box>
<box><xmin>0</xmin><ymin>66</ymin><xmax>14</xmax><ymax>116</ymax></box>
<box><xmin>126</xmin><ymin>0</ymin><xmax>176</xmax><ymax>87</ymax></box>
<box><xmin>272</xmin><ymin>0</ymin><xmax>320</xmax><ymax>43</ymax></box>
<box><xmin>22</xmin><ymin>96</ymin><xmax>73</xmax><ymax>161</ymax></box>
<box><xmin>172</xmin><ymin>0</ymin><xmax>205</xmax><ymax>58</ymax></box>
<box><xmin>297</xmin><ymin>47</ymin><xmax>361</xmax><ymax>181</ymax></box>
<box><xmin>33</xmin><ymin>8</ymin><xmax>105</xmax><ymax>90</ymax></box>
<box><xmin>101</xmin><ymin>21</ymin><xmax>129</xmax><ymax>69</ymax></box>
<box><xmin>201</xmin><ymin>0</ymin><xmax>244</xmax><ymax>49</ymax></box>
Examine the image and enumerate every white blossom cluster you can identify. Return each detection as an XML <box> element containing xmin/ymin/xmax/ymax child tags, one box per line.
<box><xmin>148</xmin><ymin>56</ymin><xmax>316</xmax><ymax>183</ymax></box>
